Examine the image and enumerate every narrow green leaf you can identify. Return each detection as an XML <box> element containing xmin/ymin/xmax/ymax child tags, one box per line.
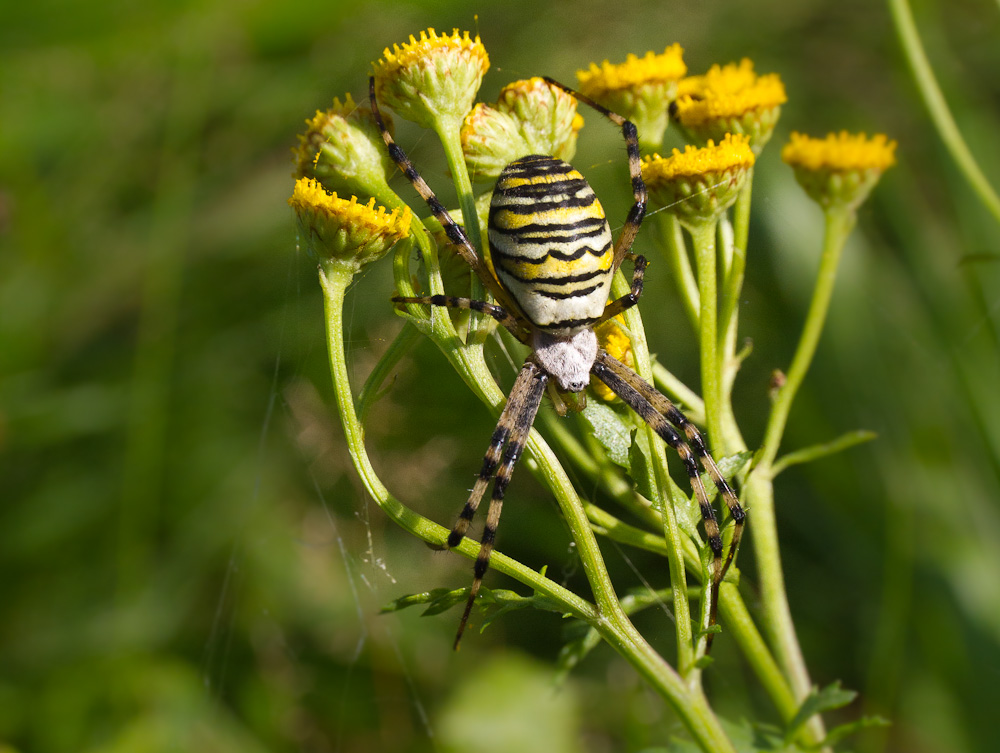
<box><xmin>772</xmin><ymin>430</ymin><xmax>876</xmax><ymax>476</ymax></box>
<box><xmin>784</xmin><ymin>681</ymin><xmax>858</xmax><ymax>744</ymax></box>
<box><xmin>819</xmin><ymin>715</ymin><xmax>891</xmax><ymax>749</ymax></box>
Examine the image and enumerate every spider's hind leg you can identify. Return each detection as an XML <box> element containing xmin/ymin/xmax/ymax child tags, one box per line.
<box><xmin>448</xmin><ymin>361</ymin><xmax>548</xmax><ymax>649</ymax></box>
<box><xmin>590</xmin><ymin>349</ymin><xmax>745</xmax><ymax>648</ymax></box>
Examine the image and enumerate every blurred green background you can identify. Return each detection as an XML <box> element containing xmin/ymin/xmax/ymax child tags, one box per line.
<box><xmin>3</xmin><ymin>0</ymin><xmax>999</xmax><ymax>751</ymax></box>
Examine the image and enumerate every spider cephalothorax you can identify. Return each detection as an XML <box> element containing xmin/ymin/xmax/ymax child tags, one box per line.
<box><xmin>369</xmin><ymin>76</ymin><xmax>745</xmax><ymax>649</ymax></box>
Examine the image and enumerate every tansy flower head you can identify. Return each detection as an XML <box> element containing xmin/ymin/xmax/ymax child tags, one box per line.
<box><xmin>782</xmin><ymin>131</ymin><xmax>897</xmax><ymax>210</ymax></box>
<box><xmin>674</xmin><ymin>59</ymin><xmax>786</xmax><ymax>154</ymax></box>
<box><xmin>293</xmin><ymin>94</ymin><xmax>394</xmax><ymax>200</ymax></box>
<box><xmin>462</xmin><ymin>77</ymin><xmax>582</xmax><ymax>181</ymax></box>
<box><xmin>289</xmin><ymin>178</ymin><xmax>411</xmax><ymax>269</ymax></box>
<box><xmin>373</xmin><ymin>28</ymin><xmax>489</xmax><ymax>131</ymax></box>
<box><xmin>577</xmin><ymin>45</ymin><xmax>687</xmax><ymax>149</ymax></box>
<box><xmin>642</xmin><ymin>134</ymin><xmax>755</xmax><ymax>226</ymax></box>
<box><xmin>591</xmin><ymin>316</ymin><xmax>633</xmax><ymax>401</ymax></box>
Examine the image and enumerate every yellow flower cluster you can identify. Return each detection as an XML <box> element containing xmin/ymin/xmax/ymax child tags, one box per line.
<box><xmin>643</xmin><ymin>134</ymin><xmax>756</xmax><ymax>182</ymax></box>
<box><xmin>289</xmin><ymin>178</ymin><xmax>411</xmax><ymax>267</ymax></box>
<box><xmin>577</xmin><ymin>45</ymin><xmax>687</xmax><ymax>98</ymax></box>
<box><xmin>372</xmin><ymin>28</ymin><xmax>489</xmax><ymax>129</ymax></box>
<box><xmin>577</xmin><ymin>45</ymin><xmax>687</xmax><ymax>149</ymax></box>
<box><xmin>782</xmin><ymin>131</ymin><xmax>897</xmax><ymax>172</ymax></box>
<box><xmin>674</xmin><ymin>59</ymin><xmax>786</xmax><ymax>152</ymax></box>
<box><xmin>642</xmin><ymin>135</ymin><xmax>756</xmax><ymax>225</ymax></box>
<box><xmin>782</xmin><ymin>132</ymin><xmax>897</xmax><ymax>210</ymax></box>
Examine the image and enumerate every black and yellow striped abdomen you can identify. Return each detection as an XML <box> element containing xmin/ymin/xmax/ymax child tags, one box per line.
<box><xmin>488</xmin><ymin>154</ymin><xmax>614</xmax><ymax>336</ymax></box>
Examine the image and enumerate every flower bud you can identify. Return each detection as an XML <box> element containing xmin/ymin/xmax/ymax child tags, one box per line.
<box><xmin>462</xmin><ymin>78</ymin><xmax>582</xmax><ymax>181</ymax></box>
<box><xmin>289</xmin><ymin>178</ymin><xmax>411</xmax><ymax>269</ymax></box>
<box><xmin>642</xmin><ymin>134</ymin><xmax>756</xmax><ymax>227</ymax></box>
<box><xmin>674</xmin><ymin>59</ymin><xmax>786</xmax><ymax>155</ymax></box>
<box><xmin>372</xmin><ymin>28</ymin><xmax>489</xmax><ymax>131</ymax></box>
<box><xmin>577</xmin><ymin>45</ymin><xmax>687</xmax><ymax>149</ymax></box>
<box><xmin>293</xmin><ymin>94</ymin><xmax>394</xmax><ymax>200</ymax></box>
<box><xmin>781</xmin><ymin>131</ymin><xmax>896</xmax><ymax>211</ymax></box>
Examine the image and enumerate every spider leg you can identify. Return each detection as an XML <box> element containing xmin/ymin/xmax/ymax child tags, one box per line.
<box><xmin>453</xmin><ymin>361</ymin><xmax>548</xmax><ymax>650</ymax></box>
<box><xmin>594</xmin><ymin>351</ymin><xmax>746</xmax><ymax>575</ymax></box>
<box><xmin>369</xmin><ymin>77</ymin><xmax>515</xmax><ymax>313</ymax></box>
<box><xmin>541</xmin><ymin>78</ymin><xmax>647</xmax><ymax>270</ymax></box>
<box><xmin>391</xmin><ymin>294</ymin><xmax>526</xmax><ymax>340</ymax></box>
<box><xmin>590</xmin><ymin>350</ymin><xmax>745</xmax><ymax>647</ymax></box>
<box><xmin>594</xmin><ymin>254</ymin><xmax>648</xmax><ymax>326</ymax></box>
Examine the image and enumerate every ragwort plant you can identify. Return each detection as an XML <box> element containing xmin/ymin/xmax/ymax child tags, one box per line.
<box><xmin>290</xmin><ymin>29</ymin><xmax>896</xmax><ymax>753</ymax></box>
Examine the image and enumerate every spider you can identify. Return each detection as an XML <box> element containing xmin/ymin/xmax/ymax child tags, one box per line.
<box><xmin>369</xmin><ymin>76</ymin><xmax>745</xmax><ymax>649</ymax></box>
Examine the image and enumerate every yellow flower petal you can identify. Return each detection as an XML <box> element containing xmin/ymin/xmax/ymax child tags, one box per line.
<box><xmin>289</xmin><ymin>178</ymin><xmax>411</xmax><ymax>267</ymax></box>
<box><xmin>642</xmin><ymin>134</ymin><xmax>755</xmax><ymax>224</ymax></box>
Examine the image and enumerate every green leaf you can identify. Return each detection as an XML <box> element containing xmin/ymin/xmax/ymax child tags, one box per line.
<box><xmin>820</xmin><ymin>715</ymin><xmax>891</xmax><ymax>748</ymax></box>
<box><xmin>581</xmin><ymin>399</ymin><xmax>634</xmax><ymax>468</ymax></box>
<box><xmin>716</xmin><ymin>450</ymin><xmax>753</xmax><ymax>480</ymax></box>
<box><xmin>380</xmin><ymin>587</ymin><xmax>466</xmax><ymax>614</ymax></box>
<box><xmin>784</xmin><ymin>681</ymin><xmax>858</xmax><ymax>745</ymax></box>
<box><xmin>629</xmin><ymin>427</ymin><xmax>656</xmax><ymax>500</ymax></box>
<box><xmin>771</xmin><ymin>431</ymin><xmax>877</xmax><ymax>476</ymax></box>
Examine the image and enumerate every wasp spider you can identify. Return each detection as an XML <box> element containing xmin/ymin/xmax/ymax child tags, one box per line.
<box><xmin>369</xmin><ymin>77</ymin><xmax>745</xmax><ymax>649</ymax></box>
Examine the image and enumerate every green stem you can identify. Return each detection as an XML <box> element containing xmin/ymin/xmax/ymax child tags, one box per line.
<box><xmin>436</xmin><ymin>120</ymin><xmax>483</xmax><ymax>254</ymax></box>
<box><xmin>747</xmin><ymin>207</ymin><xmax>855</xmax><ymax>748</ymax></box>
<box><xmin>690</xmin><ymin>220</ymin><xmax>724</xmax><ymax>449</ymax></box>
<box><xmin>888</xmin><ymin>0</ymin><xmax>1000</xmax><ymax>225</ymax></box>
<box><xmin>585</xmin><ymin>503</ymin><xmax>802</xmax><ymax>730</ymax></box>
<box><xmin>319</xmin><ymin>260</ymin><xmax>593</xmax><ymax>619</ymax></box>
<box><xmin>756</xmin><ymin>208</ymin><xmax>856</xmax><ymax>468</ymax></box>
<box><xmin>720</xmin><ymin>175</ymin><xmax>753</xmax><ymax>378</ymax></box>
<box><xmin>614</xmin><ymin>268</ymin><xmax>698</xmax><ymax>678</ymax></box>
<box><xmin>321</xmin><ymin>259</ymin><xmax>736</xmax><ymax>753</ymax></box>
<box><xmin>658</xmin><ymin>212</ymin><xmax>700</xmax><ymax>331</ymax></box>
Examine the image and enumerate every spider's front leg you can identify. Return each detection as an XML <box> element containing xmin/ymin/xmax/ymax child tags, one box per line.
<box><xmin>391</xmin><ymin>293</ymin><xmax>525</xmax><ymax>337</ymax></box>
<box><xmin>595</xmin><ymin>254</ymin><xmax>648</xmax><ymax>326</ymax></box>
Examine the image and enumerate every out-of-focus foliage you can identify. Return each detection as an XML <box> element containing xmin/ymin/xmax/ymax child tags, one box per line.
<box><xmin>2</xmin><ymin>1</ymin><xmax>999</xmax><ymax>752</ymax></box>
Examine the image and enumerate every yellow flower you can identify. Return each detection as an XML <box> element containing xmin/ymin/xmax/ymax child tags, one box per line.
<box><xmin>289</xmin><ymin>178</ymin><xmax>412</xmax><ymax>268</ymax></box>
<box><xmin>293</xmin><ymin>94</ymin><xmax>394</xmax><ymax>200</ymax></box>
<box><xmin>782</xmin><ymin>131</ymin><xmax>897</xmax><ymax>210</ymax></box>
<box><xmin>462</xmin><ymin>77</ymin><xmax>582</xmax><ymax>181</ymax></box>
<box><xmin>577</xmin><ymin>45</ymin><xmax>687</xmax><ymax>149</ymax></box>
<box><xmin>373</xmin><ymin>28</ymin><xmax>489</xmax><ymax>131</ymax></box>
<box><xmin>642</xmin><ymin>134</ymin><xmax>756</xmax><ymax>226</ymax></box>
<box><xmin>591</xmin><ymin>316</ymin><xmax>633</xmax><ymax>401</ymax></box>
<box><xmin>674</xmin><ymin>59</ymin><xmax>786</xmax><ymax>154</ymax></box>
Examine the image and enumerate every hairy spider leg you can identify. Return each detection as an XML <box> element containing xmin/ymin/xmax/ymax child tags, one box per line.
<box><xmin>449</xmin><ymin>361</ymin><xmax>549</xmax><ymax>649</ymax></box>
<box><xmin>368</xmin><ymin>77</ymin><xmax>521</xmax><ymax>322</ymax></box>
<box><xmin>541</xmin><ymin>77</ymin><xmax>647</xmax><ymax>270</ymax></box>
<box><xmin>590</xmin><ymin>349</ymin><xmax>746</xmax><ymax>647</ymax></box>
<box><xmin>391</xmin><ymin>294</ymin><xmax>524</xmax><ymax>338</ymax></box>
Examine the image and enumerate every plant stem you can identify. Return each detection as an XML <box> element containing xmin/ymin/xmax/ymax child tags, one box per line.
<box><xmin>888</xmin><ymin>0</ymin><xmax>1000</xmax><ymax>225</ymax></box>
<box><xmin>319</xmin><ymin>260</ymin><xmax>593</xmax><ymax>617</ymax></box>
<box><xmin>658</xmin><ymin>212</ymin><xmax>700</xmax><ymax>331</ymax></box>
<box><xmin>690</xmin><ymin>220</ymin><xmax>724</xmax><ymax>449</ymax></box>
<box><xmin>320</xmin><ymin>258</ymin><xmax>736</xmax><ymax>753</ymax></box>
<box><xmin>756</xmin><ymin>208</ymin><xmax>856</xmax><ymax>469</ymax></box>
<box><xmin>746</xmin><ymin>207</ymin><xmax>856</xmax><ymax>748</ymax></box>
<box><xmin>614</xmin><ymin>268</ymin><xmax>699</xmax><ymax>678</ymax></box>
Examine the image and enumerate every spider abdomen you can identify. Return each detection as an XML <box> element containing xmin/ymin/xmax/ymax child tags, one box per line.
<box><xmin>488</xmin><ymin>154</ymin><xmax>614</xmax><ymax>337</ymax></box>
